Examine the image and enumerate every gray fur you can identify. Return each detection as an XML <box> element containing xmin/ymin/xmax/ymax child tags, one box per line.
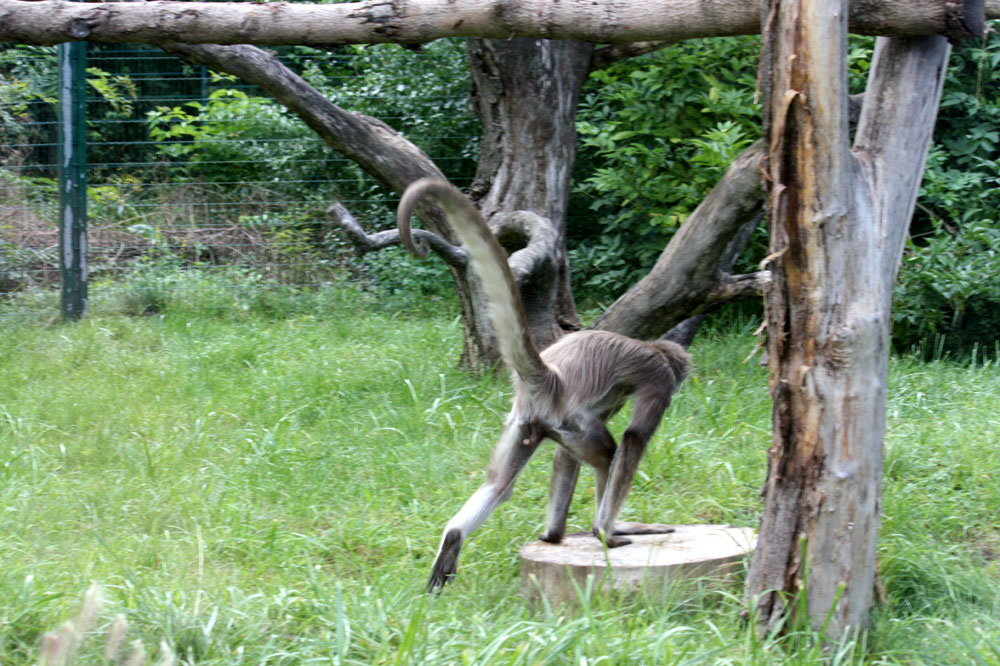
<box><xmin>398</xmin><ymin>180</ymin><xmax>691</xmax><ymax>591</ymax></box>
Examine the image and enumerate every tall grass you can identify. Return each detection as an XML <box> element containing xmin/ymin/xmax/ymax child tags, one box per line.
<box><xmin>0</xmin><ymin>282</ymin><xmax>997</xmax><ymax>664</ymax></box>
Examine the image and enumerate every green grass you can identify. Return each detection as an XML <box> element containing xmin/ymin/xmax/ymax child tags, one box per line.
<box><xmin>0</xmin><ymin>283</ymin><xmax>998</xmax><ymax>664</ymax></box>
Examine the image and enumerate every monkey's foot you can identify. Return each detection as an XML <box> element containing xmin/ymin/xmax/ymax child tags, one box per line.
<box><xmin>613</xmin><ymin>522</ymin><xmax>675</xmax><ymax>536</ymax></box>
<box><xmin>426</xmin><ymin>529</ymin><xmax>462</xmax><ymax>593</ymax></box>
<box><xmin>538</xmin><ymin>529</ymin><xmax>564</xmax><ymax>544</ymax></box>
<box><xmin>593</xmin><ymin>527</ymin><xmax>632</xmax><ymax>548</ymax></box>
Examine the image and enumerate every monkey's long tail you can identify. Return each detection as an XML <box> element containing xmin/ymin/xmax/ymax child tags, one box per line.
<box><xmin>398</xmin><ymin>179</ymin><xmax>551</xmax><ymax>387</ymax></box>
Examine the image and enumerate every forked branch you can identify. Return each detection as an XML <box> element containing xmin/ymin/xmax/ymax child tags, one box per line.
<box><xmin>328</xmin><ymin>202</ymin><xmax>468</xmax><ymax>267</ymax></box>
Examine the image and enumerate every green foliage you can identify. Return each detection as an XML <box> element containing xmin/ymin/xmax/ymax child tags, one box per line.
<box><xmin>110</xmin><ymin>259</ymin><xmax>334</xmax><ymax>320</ymax></box>
<box><xmin>568</xmin><ymin>31</ymin><xmax>1000</xmax><ymax>348</ymax></box>
<box><xmin>146</xmin><ymin>81</ymin><xmax>334</xmax><ymax>189</ymax></box>
<box><xmin>298</xmin><ymin>41</ymin><xmax>479</xmax><ymax>178</ymax></box>
<box><xmin>570</xmin><ymin>37</ymin><xmax>762</xmax><ymax>300</ymax></box>
<box><xmin>272</xmin><ymin>40</ymin><xmax>480</xmax><ymax>296</ymax></box>
<box><xmin>141</xmin><ymin>41</ymin><xmax>477</xmax><ymax>207</ymax></box>
<box><xmin>313</xmin><ymin>41</ymin><xmax>479</xmax><ymax>295</ymax></box>
<box><xmin>86</xmin><ymin>173</ymin><xmax>143</xmax><ymax>225</ymax></box>
<box><xmin>891</xmin><ymin>29</ymin><xmax>1000</xmax><ymax>352</ymax></box>
<box><xmin>137</xmin><ymin>43</ymin><xmax>476</xmax><ymax>299</ymax></box>
<box><xmin>0</xmin><ymin>45</ymin><xmax>56</xmax><ymax>158</ymax></box>
<box><xmin>294</xmin><ymin>40</ymin><xmax>480</xmax><ymax>240</ymax></box>
<box><xmin>357</xmin><ymin>247</ymin><xmax>455</xmax><ymax>302</ymax></box>
<box><xmin>85</xmin><ymin>66</ymin><xmax>137</xmax><ymax>121</ymax></box>
<box><xmin>893</xmin><ymin>220</ymin><xmax>1000</xmax><ymax>356</ymax></box>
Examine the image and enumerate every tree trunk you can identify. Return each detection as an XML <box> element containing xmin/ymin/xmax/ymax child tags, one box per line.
<box><xmin>465</xmin><ymin>38</ymin><xmax>593</xmax><ymax>362</ymax></box>
<box><xmin>745</xmin><ymin>0</ymin><xmax>967</xmax><ymax>636</ymax></box>
<box><xmin>1</xmin><ymin>0</ymin><xmax>990</xmax><ymax>46</ymax></box>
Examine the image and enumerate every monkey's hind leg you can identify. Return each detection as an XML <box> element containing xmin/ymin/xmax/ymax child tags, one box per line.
<box><xmin>593</xmin><ymin>388</ymin><xmax>673</xmax><ymax>548</ymax></box>
<box><xmin>539</xmin><ymin>447</ymin><xmax>580</xmax><ymax>544</ymax></box>
<box><xmin>427</xmin><ymin>421</ymin><xmax>540</xmax><ymax>592</ymax></box>
<box><xmin>542</xmin><ymin>418</ymin><xmax>616</xmax><ymax>544</ymax></box>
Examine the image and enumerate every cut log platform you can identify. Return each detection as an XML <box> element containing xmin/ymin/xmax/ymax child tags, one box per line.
<box><xmin>519</xmin><ymin>523</ymin><xmax>755</xmax><ymax>604</ymax></box>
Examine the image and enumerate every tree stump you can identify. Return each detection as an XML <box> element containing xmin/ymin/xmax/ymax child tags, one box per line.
<box><xmin>519</xmin><ymin>524</ymin><xmax>755</xmax><ymax>604</ymax></box>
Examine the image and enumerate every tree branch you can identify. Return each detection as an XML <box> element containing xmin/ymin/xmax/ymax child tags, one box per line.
<box><xmin>328</xmin><ymin>202</ymin><xmax>468</xmax><ymax>267</ymax></box>
<box><xmin>0</xmin><ymin>0</ymin><xmax>989</xmax><ymax>47</ymax></box>
<box><xmin>853</xmin><ymin>36</ymin><xmax>953</xmax><ymax>278</ymax></box>
<box><xmin>330</xmin><ymin>201</ymin><xmax>560</xmax><ymax>281</ymax></box>
<box><xmin>592</xmin><ymin>140</ymin><xmax>766</xmax><ymax>339</ymax></box>
<box><xmin>489</xmin><ymin>211</ymin><xmax>559</xmax><ymax>286</ymax></box>
<box><xmin>161</xmin><ymin>42</ymin><xmax>458</xmax><ymax>245</ymax></box>
<box><xmin>705</xmin><ymin>271</ymin><xmax>771</xmax><ymax>305</ymax></box>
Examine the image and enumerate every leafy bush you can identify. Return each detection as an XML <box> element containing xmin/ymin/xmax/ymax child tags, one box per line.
<box><xmin>142</xmin><ymin>42</ymin><xmax>477</xmax><ymax>213</ymax></box>
<box><xmin>0</xmin><ymin>45</ymin><xmax>56</xmax><ymax>151</ymax></box>
<box><xmin>140</xmin><ymin>43</ymin><xmax>477</xmax><ymax>296</ymax></box>
<box><xmin>894</xmin><ymin>221</ymin><xmax>1000</xmax><ymax>356</ymax></box>
<box><xmin>356</xmin><ymin>247</ymin><xmax>454</xmax><ymax>302</ymax></box>
<box><xmin>570</xmin><ymin>37</ymin><xmax>761</xmax><ymax>300</ymax></box>
<box><xmin>146</xmin><ymin>81</ymin><xmax>337</xmax><ymax>194</ymax></box>
<box><xmin>568</xmin><ymin>31</ymin><xmax>1000</xmax><ymax>351</ymax></box>
<box><xmin>922</xmin><ymin>32</ymin><xmax>1000</xmax><ymax>228</ymax></box>
<box><xmin>891</xmin><ymin>29</ymin><xmax>1000</xmax><ymax>353</ymax></box>
<box><xmin>298</xmin><ymin>41</ymin><xmax>479</xmax><ymax>180</ymax></box>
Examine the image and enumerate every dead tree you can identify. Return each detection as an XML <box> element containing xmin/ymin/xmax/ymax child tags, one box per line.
<box><xmin>745</xmin><ymin>0</ymin><xmax>981</xmax><ymax>636</ymax></box>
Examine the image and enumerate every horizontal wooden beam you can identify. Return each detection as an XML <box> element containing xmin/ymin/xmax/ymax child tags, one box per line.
<box><xmin>0</xmin><ymin>0</ymin><xmax>990</xmax><ymax>47</ymax></box>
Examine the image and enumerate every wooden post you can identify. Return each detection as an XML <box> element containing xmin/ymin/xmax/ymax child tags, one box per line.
<box><xmin>746</xmin><ymin>0</ymin><xmax>975</xmax><ymax>637</ymax></box>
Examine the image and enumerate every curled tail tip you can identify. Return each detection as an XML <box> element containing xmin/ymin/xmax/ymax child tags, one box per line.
<box><xmin>397</xmin><ymin>179</ymin><xmax>448</xmax><ymax>259</ymax></box>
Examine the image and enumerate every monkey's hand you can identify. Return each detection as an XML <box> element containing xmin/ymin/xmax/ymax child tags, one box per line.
<box><xmin>426</xmin><ymin>528</ymin><xmax>462</xmax><ymax>593</ymax></box>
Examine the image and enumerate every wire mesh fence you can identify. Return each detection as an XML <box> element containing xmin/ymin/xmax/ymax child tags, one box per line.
<box><xmin>1</xmin><ymin>40</ymin><xmax>478</xmax><ymax>319</ymax></box>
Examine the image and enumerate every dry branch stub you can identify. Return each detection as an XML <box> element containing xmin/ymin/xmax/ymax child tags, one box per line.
<box><xmin>519</xmin><ymin>524</ymin><xmax>755</xmax><ymax>604</ymax></box>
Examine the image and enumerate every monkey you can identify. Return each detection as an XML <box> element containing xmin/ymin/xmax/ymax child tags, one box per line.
<box><xmin>397</xmin><ymin>178</ymin><xmax>691</xmax><ymax>592</ymax></box>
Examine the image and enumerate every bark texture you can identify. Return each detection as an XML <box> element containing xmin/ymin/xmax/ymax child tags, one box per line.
<box><xmin>745</xmin><ymin>0</ymin><xmax>959</xmax><ymax>636</ymax></box>
<box><xmin>0</xmin><ymin>0</ymin><xmax>992</xmax><ymax>47</ymax></box>
<box><xmin>467</xmin><ymin>38</ymin><xmax>593</xmax><ymax>357</ymax></box>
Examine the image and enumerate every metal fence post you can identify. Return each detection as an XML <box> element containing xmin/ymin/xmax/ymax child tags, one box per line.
<box><xmin>58</xmin><ymin>40</ymin><xmax>88</xmax><ymax>319</ymax></box>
